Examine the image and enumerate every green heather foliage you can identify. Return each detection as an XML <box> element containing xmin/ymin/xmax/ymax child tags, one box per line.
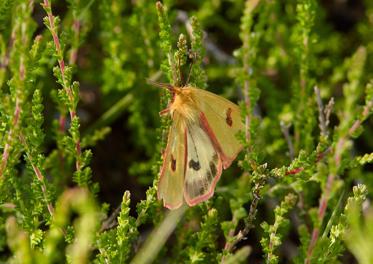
<box><xmin>0</xmin><ymin>0</ymin><xmax>372</xmax><ymax>263</ymax></box>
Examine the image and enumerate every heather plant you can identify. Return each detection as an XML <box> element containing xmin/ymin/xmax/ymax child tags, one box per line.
<box><xmin>0</xmin><ymin>0</ymin><xmax>372</xmax><ymax>263</ymax></box>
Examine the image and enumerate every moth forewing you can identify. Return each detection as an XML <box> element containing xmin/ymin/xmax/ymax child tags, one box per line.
<box><xmin>158</xmin><ymin>121</ymin><xmax>186</xmax><ymax>209</ymax></box>
<box><xmin>190</xmin><ymin>88</ymin><xmax>244</xmax><ymax>167</ymax></box>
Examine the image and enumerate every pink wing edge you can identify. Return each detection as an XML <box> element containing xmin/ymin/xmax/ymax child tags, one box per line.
<box><xmin>157</xmin><ymin>127</ymin><xmax>188</xmax><ymax>210</ymax></box>
<box><xmin>183</xmin><ymin>112</ymin><xmax>243</xmax><ymax>206</ymax></box>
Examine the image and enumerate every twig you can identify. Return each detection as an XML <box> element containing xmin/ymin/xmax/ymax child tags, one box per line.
<box><xmin>348</xmin><ymin>100</ymin><xmax>373</xmax><ymax>136</ymax></box>
<box><xmin>280</xmin><ymin>121</ymin><xmax>295</xmax><ymax>160</ymax></box>
<box><xmin>324</xmin><ymin>97</ymin><xmax>334</xmax><ymax>130</ymax></box>
<box><xmin>314</xmin><ymin>86</ymin><xmax>334</xmax><ymax>139</ymax></box>
<box><xmin>223</xmin><ymin>182</ymin><xmax>263</xmax><ymax>254</ymax></box>
<box><xmin>176</xmin><ymin>10</ymin><xmax>235</xmax><ymax>65</ymax></box>
<box><xmin>314</xmin><ymin>86</ymin><xmax>328</xmax><ymax>137</ymax></box>
<box><xmin>0</xmin><ymin>29</ymin><xmax>15</xmax><ymax>70</ymax></box>
<box><xmin>100</xmin><ymin>204</ymin><xmax>122</xmax><ymax>232</ymax></box>
<box><xmin>243</xmin><ymin>186</ymin><xmax>261</xmax><ymax>235</ymax></box>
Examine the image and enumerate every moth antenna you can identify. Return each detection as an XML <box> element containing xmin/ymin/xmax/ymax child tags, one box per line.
<box><xmin>146</xmin><ymin>79</ymin><xmax>175</xmax><ymax>92</ymax></box>
<box><xmin>178</xmin><ymin>56</ymin><xmax>184</xmax><ymax>87</ymax></box>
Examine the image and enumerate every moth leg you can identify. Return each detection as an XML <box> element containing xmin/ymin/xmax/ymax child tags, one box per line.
<box><xmin>159</xmin><ymin>107</ymin><xmax>170</xmax><ymax>116</ymax></box>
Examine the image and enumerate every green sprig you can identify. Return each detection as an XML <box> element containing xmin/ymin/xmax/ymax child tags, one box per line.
<box><xmin>261</xmin><ymin>193</ymin><xmax>297</xmax><ymax>264</ymax></box>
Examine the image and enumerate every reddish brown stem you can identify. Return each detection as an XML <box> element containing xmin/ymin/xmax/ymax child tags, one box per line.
<box><xmin>0</xmin><ymin>4</ymin><xmax>30</xmax><ymax>179</ymax></box>
<box><xmin>286</xmin><ymin>167</ymin><xmax>304</xmax><ymax>175</ymax></box>
<box><xmin>75</xmin><ymin>141</ymin><xmax>81</xmax><ymax>171</ymax></box>
<box><xmin>0</xmin><ymin>98</ymin><xmax>21</xmax><ymax>178</ymax></box>
<box><xmin>0</xmin><ymin>33</ymin><xmax>14</xmax><ymax>69</ymax></box>
<box><xmin>43</xmin><ymin>0</ymin><xmax>74</xmax><ymax>104</ymax></box>
<box><xmin>305</xmin><ymin>170</ymin><xmax>334</xmax><ymax>264</ymax></box>
<box><xmin>31</xmin><ymin>164</ymin><xmax>55</xmax><ymax>216</ymax></box>
<box><xmin>18</xmin><ymin>133</ymin><xmax>55</xmax><ymax>217</ymax></box>
<box><xmin>349</xmin><ymin>100</ymin><xmax>373</xmax><ymax>135</ymax></box>
<box><xmin>59</xmin><ymin>115</ymin><xmax>66</xmax><ymax>132</ymax></box>
<box><xmin>43</xmin><ymin>0</ymin><xmax>82</xmax><ymax>176</ymax></box>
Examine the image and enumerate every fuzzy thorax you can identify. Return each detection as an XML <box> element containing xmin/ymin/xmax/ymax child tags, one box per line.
<box><xmin>170</xmin><ymin>87</ymin><xmax>200</xmax><ymax>127</ymax></box>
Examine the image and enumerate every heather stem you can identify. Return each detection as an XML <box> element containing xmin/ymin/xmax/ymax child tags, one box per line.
<box><xmin>242</xmin><ymin>0</ymin><xmax>260</xmax><ymax>146</ymax></box>
<box><xmin>18</xmin><ymin>119</ymin><xmax>55</xmax><ymax>217</ymax></box>
<box><xmin>42</xmin><ymin>0</ymin><xmax>82</xmax><ymax>175</ymax></box>
<box><xmin>0</xmin><ymin>99</ymin><xmax>21</xmax><ymax>178</ymax></box>
<box><xmin>305</xmin><ymin>99</ymin><xmax>373</xmax><ymax>263</ymax></box>
<box><xmin>314</xmin><ymin>86</ymin><xmax>328</xmax><ymax>137</ymax></box>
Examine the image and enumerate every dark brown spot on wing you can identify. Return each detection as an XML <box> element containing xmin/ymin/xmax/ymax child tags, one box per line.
<box><xmin>226</xmin><ymin>108</ymin><xmax>233</xmax><ymax>127</ymax></box>
<box><xmin>171</xmin><ymin>154</ymin><xmax>176</xmax><ymax>171</ymax></box>
<box><xmin>206</xmin><ymin>171</ymin><xmax>213</xmax><ymax>181</ymax></box>
<box><xmin>209</xmin><ymin>161</ymin><xmax>217</xmax><ymax>176</ymax></box>
<box><xmin>186</xmin><ymin>177</ymin><xmax>208</xmax><ymax>198</ymax></box>
<box><xmin>198</xmin><ymin>184</ymin><xmax>205</xmax><ymax>196</ymax></box>
<box><xmin>189</xmin><ymin>159</ymin><xmax>201</xmax><ymax>171</ymax></box>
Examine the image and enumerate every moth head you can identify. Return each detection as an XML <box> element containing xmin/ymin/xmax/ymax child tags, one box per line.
<box><xmin>148</xmin><ymin>80</ymin><xmax>197</xmax><ymax>122</ymax></box>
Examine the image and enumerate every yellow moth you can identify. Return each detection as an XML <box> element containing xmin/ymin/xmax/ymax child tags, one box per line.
<box><xmin>155</xmin><ymin>83</ymin><xmax>244</xmax><ymax>209</ymax></box>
